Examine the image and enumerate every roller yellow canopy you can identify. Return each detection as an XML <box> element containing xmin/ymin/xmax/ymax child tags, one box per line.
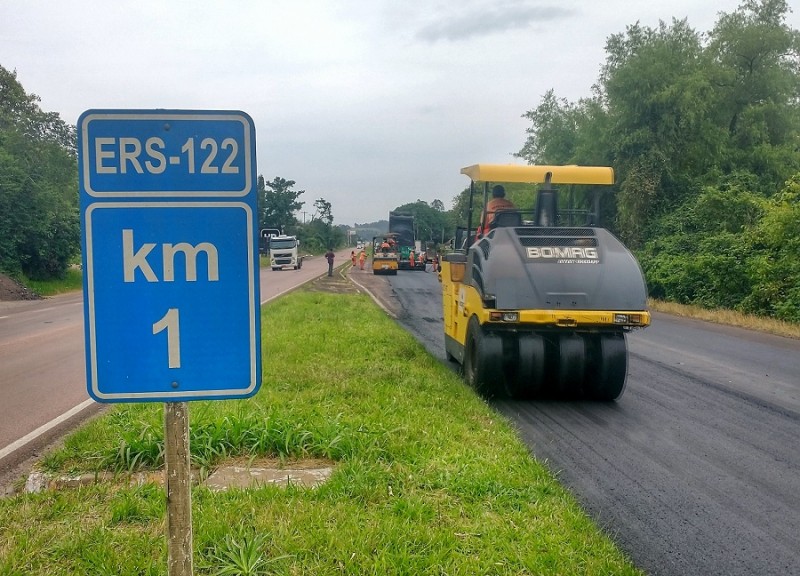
<box><xmin>461</xmin><ymin>164</ymin><xmax>614</xmax><ymax>185</ymax></box>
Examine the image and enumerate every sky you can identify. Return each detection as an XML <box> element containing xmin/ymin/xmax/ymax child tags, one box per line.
<box><xmin>3</xmin><ymin>0</ymin><xmax>797</xmax><ymax>225</ymax></box>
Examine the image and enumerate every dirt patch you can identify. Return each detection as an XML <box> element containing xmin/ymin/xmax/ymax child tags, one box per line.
<box><xmin>293</xmin><ymin>262</ymin><xmax>402</xmax><ymax>324</ymax></box>
<box><xmin>306</xmin><ymin>263</ymin><xmax>403</xmax><ymax>318</ymax></box>
<box><xmin>21</xmin><ymin>457</ymin><xmax>336</xmax><ymax>494</ymax></box>
<box><xmin>305</xmin><ymin>265</ymin><xmax>364</xmax><ymax>295</ymax></box>
<box><xmin>0</xmin><ymin>273</ymin><xmax>41</xmax><ymax>301</ymax></box>
<box><xmin>205</xmin><ymin>457</ymin><xmax>335</xmax><ymax>492</ymax></box>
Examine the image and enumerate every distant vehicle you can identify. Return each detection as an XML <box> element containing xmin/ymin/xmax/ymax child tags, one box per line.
<box><xmin>356</xmin><ymin>241</ymin><xmax>364</xmax><ymax>250</ymax></box>
<box><xmin>389</xmin><ymin>211</ymin><xmax>425</xmax><ymax>270</ymax></box>
<box><xmin>371</xmin><ymin>235</ymin><xmax>399</xmax><ymax>275</ymax></box>
<box><xmin>269</xmin><ymin>235</ymin><xmax>303</xmax><ymax>271</ymax></box>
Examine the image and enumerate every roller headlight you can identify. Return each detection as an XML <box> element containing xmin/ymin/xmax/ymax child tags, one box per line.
<box><xmin>490</xmin><ymin>311</ymin><xmax>519</xmax><ymax>322</ymax></box>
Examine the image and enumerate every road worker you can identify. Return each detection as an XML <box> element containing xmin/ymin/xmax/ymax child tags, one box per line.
<box><xmin>478</xmin><ymin>184</ymin><xmax>516</xmax><ymax>236</ymax></box>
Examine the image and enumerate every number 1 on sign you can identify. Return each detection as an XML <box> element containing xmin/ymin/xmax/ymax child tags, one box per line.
<box><xmin>153</xmin><ymin>308</ymin><xmax>181</xmax><ymax>368</ymax></box>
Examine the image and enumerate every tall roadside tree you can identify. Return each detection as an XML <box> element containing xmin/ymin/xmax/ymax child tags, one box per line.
<box><xmin>705</xmin><ymin>0</ymin><xmax>800</xmax><ymax>190</ymax></box>
<box><xmin>258</xmin><ymin>175</ymin><xmax>304</xmax><ymax>232</ymax></box>
<box><xmin>602</xmin><ymin>18</ymin><xmax>717</xmax><ymax>246</ymax></box>
<box><xmin>516</xmin><ymin>22</ymin><xmax>711</xmax><ymax>246</ymax></box>
<box><xmin>298</xmin><ymin>197</ymin><xmax>343</xmax><ymax>251</ymax></box>
<box><xmin>0</xmin><ymin>65</ymin><xmax>79</xmax><ymax>279</ymax></box>
<box><xmin>517</xmin><ymin>89</ymin><xmax>603</xmax><ymax>165</ymax></box>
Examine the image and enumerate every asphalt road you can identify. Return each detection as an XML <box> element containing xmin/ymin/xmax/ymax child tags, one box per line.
<box><xmin>0</xmin><ymin>250</ymin><xmax>350</xmax><ymax>492</ymax></box>
<box><xmin>368</xmin><ymin>268</ymin><xmax>800</xmax><ymax>576</ymax></box>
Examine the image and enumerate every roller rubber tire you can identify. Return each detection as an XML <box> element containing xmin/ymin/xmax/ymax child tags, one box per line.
<box><xmin>587</xmin><ymin>333</ymin><xmax>628</xmax><ymax>401</ymax></box>
<box><xmin>505</xmin><ymin>333</ymin><xmax>545</xmax><ymax>398</ymax></box>
<box><xmin>556</xmin><ymin>334</ymin><xmax>586</xmax><ymax>396</ymax></box>
<box><xmin>463</xmin><ymin>316</ymin><xmax>503</xmax><ymax>397</ymax></box>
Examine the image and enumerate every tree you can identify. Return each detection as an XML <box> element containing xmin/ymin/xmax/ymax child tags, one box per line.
<box><xmin>259</xmin><ymin>176</ymin><xmax>304</xmax><ymax>232</ymax></box>
<box><xmin>0</xmin><ymin>65</ymin><xmax>79</xmax><ymax>279</ymax></box>
<box><xmin>517</xmin><ymin>89</ymin><xmax>584</xmax><ymax>165</ymax></box>
<box><xmin>312</xmin><ymin>198</ymin><xmax>333</xmax><ymax>225</ymax></box>
<box><xmin>601</xmin><ymin>17</ymin><xmax>716</xmax><ymax>245</ymax></box>
<box><xmin>392</xmin><ymin>200</ymin><xmax>451</xmax><ymax>245</ymax></box>
<box><xmin>706</xmin><ymin>0</ymin><xmax>800</xmax><ymax>188</ymax></box>
<box><xmin>293</xmin><ymin>197</ymin><xmax>339</xmax><ymax>251</ymax></box>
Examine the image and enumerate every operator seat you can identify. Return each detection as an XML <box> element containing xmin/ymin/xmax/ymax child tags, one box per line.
<box><xmin>490</xmin><ymin>210</ymin><xmax>523</xmax><ymax>229</ymax></box>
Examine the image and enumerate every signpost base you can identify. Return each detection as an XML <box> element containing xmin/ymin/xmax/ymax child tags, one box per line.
<box><xmin>165</xmin><ymin>402</ymin><xmax>193</xmax><ymax>576</ymax></box>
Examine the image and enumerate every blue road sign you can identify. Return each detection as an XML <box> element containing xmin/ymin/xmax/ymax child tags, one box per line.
<box><xmin>78</xmin><ymin>110</ymin><xmax>261</xmax><ymax>402</ymax></box>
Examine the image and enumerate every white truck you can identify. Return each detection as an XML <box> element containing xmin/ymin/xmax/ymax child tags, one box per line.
<box><xmin>269</xmin><ymin>235</ymin><xmax>303</xmax><ymax>270</ymax></box>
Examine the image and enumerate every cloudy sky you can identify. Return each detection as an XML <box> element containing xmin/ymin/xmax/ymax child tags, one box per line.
<box><xmin>3</xmin><ymin>1</ymin><xmax>796</xmax><ymax>225</ymax></box>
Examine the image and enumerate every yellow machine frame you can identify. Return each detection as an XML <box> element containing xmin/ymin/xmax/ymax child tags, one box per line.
<box><xmin>371</xmin><ymin>235</ymin><xmax>399</xmax><ymax>275</ymax></box>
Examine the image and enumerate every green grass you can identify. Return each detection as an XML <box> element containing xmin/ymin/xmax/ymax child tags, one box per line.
<box><xmin>21</xmin><ymin>267</ymin><xmax>83</xmax><ymax>296</ymax></box>
<box><xmin>0</xmin><ymin>288</ymin><xmax>642</xmax><ymax>575</ymax></box>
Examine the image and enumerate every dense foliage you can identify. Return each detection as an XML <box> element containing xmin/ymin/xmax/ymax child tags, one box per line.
<box><xmin>0</xmin><ymin>65</ymin><xmax>79</xmax><ymax>279</ymax></box>
<box><xmin>391</xmin><ymin>199</ymin><xmax>451</xmax><ymax>245</ymax></box>
<box><xmin>514</xmin><ymin>0</ymin><xmax>800</xmax><ymax>321</ymax></box>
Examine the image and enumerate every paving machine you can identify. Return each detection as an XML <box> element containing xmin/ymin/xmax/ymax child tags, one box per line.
<box><xmin>439</xmin><ymin>164</ymin><xmax>651</xmax><ymax>400</ymax></box>
<box><xmin>389</xmin><ymin>211</ymin><xmax>418</xmax><ymax>270</ymax></box>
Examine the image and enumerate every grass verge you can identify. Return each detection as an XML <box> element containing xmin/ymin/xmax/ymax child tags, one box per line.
<box><xmin>649</xmin><ymin>298</ymin><xmax>800</xmax><ymax>339</ymax></box>
<box><xmin>20</xmin><ymin>267</ymin><xmax>83</xmax><ymax>297</ymax></box>
<box><xmin>0</xmin><ymin>285</ymin><xmax>642</xmax><ymax>575</ymax></box>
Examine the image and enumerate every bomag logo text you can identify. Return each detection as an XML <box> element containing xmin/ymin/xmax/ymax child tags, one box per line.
<box><xmin>526</xmin><ymin>247</ymin><xmax>598</xmax><ymax>259</ymax></box>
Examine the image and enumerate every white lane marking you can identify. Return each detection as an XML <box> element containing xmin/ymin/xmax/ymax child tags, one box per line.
<box><xmin>0</xmin><ymin>399</ymin><xmax>95</xmax><ymax>462</ymax></box>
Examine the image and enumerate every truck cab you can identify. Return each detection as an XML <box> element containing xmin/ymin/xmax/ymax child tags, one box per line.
<box><xmin>269</xmin><ymin>235</ymin><xmax>303</xmax><ymax>271</ymax></box>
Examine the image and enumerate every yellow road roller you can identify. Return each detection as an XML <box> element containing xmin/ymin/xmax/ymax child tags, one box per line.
<box><xmin>372</xmin><ymin>234</ymin><xmax>400</xmax><ymax>275</ymax></box>
<box><xmin>439</xmin><ymin>164</ymin><xmax>650</xmax><ymax>400</ymax></box>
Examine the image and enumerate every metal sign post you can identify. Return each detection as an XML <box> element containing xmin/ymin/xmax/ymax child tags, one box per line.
<box><xmin>78</xmin><ymin>110</ymin><xmax>261</xmax><ymax>575</ymax></box>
